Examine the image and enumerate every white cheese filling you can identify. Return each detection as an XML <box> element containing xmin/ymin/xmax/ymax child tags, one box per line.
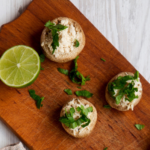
<box><xmin>62</xmin><ymin>98</ymin><xmax>92</xmax><ymax>136</ymax></box>
<box><xmin>47</xmin><ymin>19</ymin><xmax>81</xmax><ymax>58</ymax></box>
<box><xmin>114</xmin><ymin>77</ymin><xmax>142</xmax><ymax>111</ymax></box>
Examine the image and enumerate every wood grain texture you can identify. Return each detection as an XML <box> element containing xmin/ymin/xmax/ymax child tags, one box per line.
<box><xmin>0</xmin><ymin>1</ymin><xmax>147</xmax><ymax>149</ymax></box>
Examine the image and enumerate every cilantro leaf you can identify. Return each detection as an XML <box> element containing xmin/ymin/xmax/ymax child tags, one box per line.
<box><xmin>39</xmin><ymin>54</ymin><xmax>45</xmax><ymax>70</ymax></box>
<box><xmin>40</xmin><ymin>66</ymin><xmax>44</xmax><ymax>70</ymax></box>
<box><xmin>135</xmin><ymin>124</ymin><xmax>145</xmax><ymax>130</ymax></box>
<box><xmin>28</xmin><ymin>90</ymin><xmax>44</xmax><ymax>109</ymax></box>
<box><xmin>40</xmin><ymin>54</ymin><xmax>45</xmax><ymax>62</ymax></box>
<box><xmin>75</xmin><ymin>90</ymin><xmax>93</xmax><ymax>98</ymax></box>
<box><xmin>64</xmin><ymin>89</ymin><xmax>72</xmax><ymax>95</ymax></box>
<box><xmin>74</xmin><ymin>39</ymin><xmax>80</xmax><ymax>47</ymax></box>
<box><xmin>44</xmin><ymin>20</ymin><xmax>68</xmax><ymax>54</ymax></box>
<box><xmin>69</xmin><ymin>56</ymin><xmax>90</xmax><ymax>85</ymax></box>
<box><xmin>77</xmin><ymin>86</ymin><xmax>81</xmax><ymax>89</ymax></box>
<box><xmin>101</xmin><ymin>58</ymin><xmax>106</xmax><ymax>62</ymax></box>
<box><xmin>45</xmin><ymin>20</ymin><xmax>54</xmax><ymax>27</ymax></box>
<box><xmin>57</xmin><ymin>68</ymin><xmax>69</xmax><ymax>75</ymax></box>
<box><xmin>104</xmin><ymin>105</ymin><xmax>111</xmax><ymax>109</ymax></box>
<box><xmin>134</xmin><ymin>71</ymin><xmax>139</xmax><ymax>80</ymax></box>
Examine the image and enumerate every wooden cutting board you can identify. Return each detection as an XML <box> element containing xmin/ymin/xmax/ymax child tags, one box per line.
<box><xmin>0</xmin><ymin>0</ymin><xmax>150</xmax><ymax>149</ymax></box>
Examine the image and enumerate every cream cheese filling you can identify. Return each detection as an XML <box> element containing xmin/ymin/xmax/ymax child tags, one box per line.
<box><xmin>47</xmin><ymin>19</ymin><xmax>81</xmax><ymax>58</ymax></box>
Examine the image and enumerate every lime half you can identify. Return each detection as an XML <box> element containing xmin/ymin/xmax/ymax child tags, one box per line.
<box><xmin>0</xmin><ymin>45</ymin><xmax>40</xmax><ymax>88</ymax></box>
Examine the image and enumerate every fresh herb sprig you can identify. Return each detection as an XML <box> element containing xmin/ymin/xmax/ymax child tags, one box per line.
<box><xmin>57</xmin><ymin>68</ymin><xmax>69</xmax><ymax>75</ymax></box>
<box><xmin>45</xmin><ymin>20</ymin><xmax>68</xmax><ymax>54</ymax></box>
<box><xmin>40</xmin><ymin>54</ymin><xmax>45</xmax><ymax>70</ymax></box>
<box><xmin>108</xmin><ymin>71</ymin><xmax>139</xmax><ymax>104</ymax></box>
<box><xmin>64</xmin><ymin>89</ymin><xmax>72</xmax><ymax>95</ymax></box>
<box><xmin>75</xmin><ymin>90</ymin><xmax>93</xmax><ymax>98</ymax></box>
<box><xmin>104</xmin><ymin>105</ymin><xmax>111</xmax><ymax>109</ymax></box>
<box><xmin>74</xmin><ymin>39</ymin><xmax>80</xmax><ymax>47</ymax></box>
<box><xmin>59</xmin><ymin>105</ymin><xmax>93</xmax><ymax>129</ymax></box>
<box><xmin>28</xmin><ymin>90</ymin><xmax>44</xmax><ymax>109</ymax></box>
<box><xmin>69</xmin><ymin>56</ymin><xmax>90</xmax><ymax>85</ymax></box>
<box><xmin>135</xmin><ymin>124</ymin><xmax>145</xmax><ymax>130</ymax></box>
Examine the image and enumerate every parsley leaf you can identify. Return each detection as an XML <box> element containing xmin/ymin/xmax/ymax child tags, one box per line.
<box><xmin>69</xmin><ymin>56</ymin><xmax>90</xmax><ymax>85</ymax></box>
<box><xmin>45</xmin><ymin>20</ymin><xmax>68</xmax><ymax>54</ymax></box>
<box><xmin>101</xmin><ymin>58</ymin><xmax>106</xmax><ymax>62</ymax></box>
<box><xmin>104</xmin><ymin>147</ymin><xmax>108</xmax><ymax>150</ymax></box>
<box><xmin>57</xmin><ymin>68</ymin><xmax>69</xmax><ymax>75</ymax></box>
<box><xmin>104</xmin><ymin>105</ymin><xmax>111</xmax><ymax>109</ymax></box>
<box><xmin>74</xmin><ymin>39</ymin><xmax>80</xmax><ymax>47</ymax></box>
<box><xmin>75</xmin><ymin>90</ymin><xmax>93</xmax><ymax>98</ymax></box>
<box><xmin>64</xmin><ymin>89</ymin><xmax>72</xmax><ymax>95</ymax></box>
<box><xmin>108</xmin><ymin>71</ymin><xmax>139</xmax><ymax>104</ymax></box>
<box><xmin>28</xmin><ymin>90</ymin><xmax>44</xmax><ymax>109</ymax></box>
<box><xmin>135</xmin><ymin>124</ymin><xmax>145</xmax><ymax>130</ymax></box>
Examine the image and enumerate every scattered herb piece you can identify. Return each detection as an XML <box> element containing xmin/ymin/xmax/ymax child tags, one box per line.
<box><xmin>28</xmin><ymin>89</ymin><xmax>44</xmax><ymax>109</ymax></box>
<box><xmin>101</xmin><ymin>58</ymin><xmax>106</xmax><ymax>62</ymax></box>
<box><xmin>40</xmin><ymin>54</ymin><xmax>45</xmax><ymax>62</ymax></box>
<box><xmin>104</xmin><ymin>105</ymin><xmax>111</xmax><ymax>109</ymax></box>
<box><xmin>64</xmin><ymin>89</ymin><xmax>72</xmax><ymax>95</ymax></box>
<box><xmin>135</xmin><ymin>124</ymin><xmax>145</xmax><ymax>130</ymax></box>
<box><xmin>39</xmin><ymin>54</ymin><xmax>45</xmax><ymax>70</ymax></box>
<box><xmin>77</xmin><ymin>86</ymin><xmax>81</xmax><ymax>89</ymax></box>
<box><xmin>69</xmin><ymin>56</ymin><xmax>90</xmax><ymax>85</ymax></box>
<box><xmin>59</xmin><ymin>106</ymin><xmax>93</xmax><ymax>129</ymax></box>
<box><xmin>104</xmin><ymin>147</ymin><xmax>108</xmax><ymax>150</ymax></box>
<box><xmin>45</xmin><ymin>20</ymin><xmax>68</xmax><ymax>54</ymax></box>
<box><xmin>74</xmin><ymin>39</ymin><xmax>80</xmax><ymax>47</ymax></box>
<box><xmin>75</xmin><ymin>90</ymin><xmax>93</xmax><ymax>98</ymax></box>
<box><xmin>57</xmin><ymin>68</ymin><xmax>69</xmax><ymax>75</ymax></box>
<box><xmin>108</xmin><ymin>71</ymin><xmax>139</xmax><ymax>104</ymax></box>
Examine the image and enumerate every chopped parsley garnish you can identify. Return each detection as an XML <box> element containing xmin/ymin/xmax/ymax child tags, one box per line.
<box><xmin>135</xmin><ymin>124</ymin><xmax>145</xmax><ymax>130</ymax></box>
<box><xmin>64</xmin><ymin>89</ymin><xmax>72</xmax><ymax>95</ymax></box>
<box><xmin>69</xmin><ymin>56</ymin><xmax>90</xmax><ymax>85</ymax></box>
<box><xmin>75</xmin><ymin>90</ymin><xmax>93</xmax><ymax>98</ymax></box>
<box><xmin>28</xmin><ymin>90</ymin><xmax>44</xmax><ymax>109</ymax></box>
<box><xmin>59</xmin><ymin>105</ymin><xmax>93</xmax><ymax>129</ymax></box>
<box><xmin>74</xmin><ymin>39</ymin><xmax>79</xmax><ymax>47</ymax></box>
<box><xmin>104</xmin><ymin>147</ymin><xmax>108</xmax><ymax>150</ymax></box>
<box><xmin>101</xmin><ymin>58</ymin><xmax>106</xmax><ymax>62</ymax></box>
<box><xmin>104</xmin><ymin>105</ymin><xmax>111</xmax><ymax>109</ymax></box>
<box><xmin>45</xmin><ymin>20</ymin><xmax>68</xmax><ymax>54</ymax></box>
<box><xmin>40</xmin><ymin>54</ymin><xmax>45</xmax><ymax>70</ymax></box>
<box><xmin>108</xmin><ymin>71</ymin><xmax>139</xmax><ymax>104</ymax></box>
<box><xmin>57</xmin><ymin>68</ymin><xmax>69</xmax><ymax>75</ymax></box>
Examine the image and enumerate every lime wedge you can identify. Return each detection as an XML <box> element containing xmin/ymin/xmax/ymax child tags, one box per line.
<box><xmin>0</xmin><ymin>45</ymin><xmax>40</xmax><ymax>88</ymax></box>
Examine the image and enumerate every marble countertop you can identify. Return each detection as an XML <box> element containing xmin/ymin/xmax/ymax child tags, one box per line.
<box><xmin>0</xmin><ymin>0</ymin><xmax>150</xmax><ymax>149</ymax></box>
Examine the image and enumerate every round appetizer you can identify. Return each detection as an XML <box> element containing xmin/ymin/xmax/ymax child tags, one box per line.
<box><xmin>105</xmin><ymin>71</ymin><xmax>142</xmax><ymax>111</ymax></box>
<box><xmin>41</xmin><ymin>17</ymin><xmax>85</xmax><ymax>63</ymax></box>
<box><xmin>59</xmin><ymin>98</ymin><xmax>97</xmax><ymax>138</ymax></box>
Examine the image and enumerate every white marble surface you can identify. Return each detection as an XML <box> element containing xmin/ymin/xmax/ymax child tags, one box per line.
<box><xmin>0</xmin><ymin>0</ymin><xmax>150</xmax><ymax>149</ymax></box>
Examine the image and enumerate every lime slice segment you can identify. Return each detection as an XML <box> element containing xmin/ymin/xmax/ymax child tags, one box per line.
<box><xmin>0</xmin><ymin>45</ymin><xmax>40</xmax><ymax>88</ymax></box>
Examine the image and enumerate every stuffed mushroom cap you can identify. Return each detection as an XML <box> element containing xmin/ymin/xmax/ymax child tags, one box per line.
<box><xmin>60</xmin><ymin>98</ymin><xmax>97</xmax><ymax>138</ymax></box>
<box><xmin>41</xmin><ymin>17</ymin><xmax>85</xmax><ymax>63</ymax></box>
<box><xmin>105</xmin><ymin>72</ymin><xmax>142</xmax><ymax>111</ymax></box>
